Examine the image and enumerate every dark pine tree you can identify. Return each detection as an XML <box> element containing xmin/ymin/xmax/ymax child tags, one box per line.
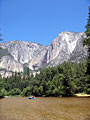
<box><xmin>0</xmin><ymin>33</ymin><xmax>3</xmax><ymax>41</ymax></box>
<box><xmin>0</xmin><ymin>33</ymin><xmax>3</xmax><ymax>49</ymax></box>
<box><xmin>83</xmin><ymin>6</ymin><xmax>90</xmax><ymax>94</ymax></box>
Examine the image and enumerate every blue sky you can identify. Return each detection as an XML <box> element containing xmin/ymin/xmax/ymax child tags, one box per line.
<box><xmin>0</xmin><ymin>0</ymin><xmax>90</xmax><ymax>45</ymax></box>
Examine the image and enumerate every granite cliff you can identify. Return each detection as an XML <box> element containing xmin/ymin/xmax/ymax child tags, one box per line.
<box><xmin>0</xmin><ymin>31</ymin><xmax>87</xmax><ymax>77</ymax></box>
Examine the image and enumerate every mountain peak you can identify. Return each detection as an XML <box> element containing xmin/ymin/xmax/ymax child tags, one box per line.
<box><xmin>58</xmin><ymin>31</ymin><xmax>84</xmax><ymax>36</ymax></box>
<box><xmin>0</xmin><ymin>31</ymin><xmax>87</xmax><ymax>77</ymax></box>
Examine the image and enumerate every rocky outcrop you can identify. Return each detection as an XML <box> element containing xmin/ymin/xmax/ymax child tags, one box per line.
<box><xmin>1</xmin><ymin>40</ymin><xmax>48</xmax><ymax>71</ymax></box>
<box><xmin>46</xmin><ymin>31</ymin><xmax>87</xmax><ymax>67</ymax></box>
<box><xmin>0</xmin><ymin>31</ymin><xmax>87</xmax><ymax>75</ymax></box>
<box><xmin>0</xmin><ymin>55</ymin><xmax>23</xmax><ymax>72</ymax></box>
<box><xmin>1</xmin><ymin>40</ymin><xmax>47</xmax><ymax>64</ymax></box>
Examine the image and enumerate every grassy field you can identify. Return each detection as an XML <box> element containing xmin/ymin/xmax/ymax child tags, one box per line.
<box><xmin>0</xmin><ymin>97</ymin><xmax>90</xmax><ymax>120</ymax></box>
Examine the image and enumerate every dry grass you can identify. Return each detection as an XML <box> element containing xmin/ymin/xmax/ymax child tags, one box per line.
<box><xmin>75</xmin><ymin>93</ymin><xmax>90</xmax><ymax>97</ymax></box>
<box><xmin>0</xmin><ymin>97</ymin><xmax>90</xmax><ymax>120</ymax></box>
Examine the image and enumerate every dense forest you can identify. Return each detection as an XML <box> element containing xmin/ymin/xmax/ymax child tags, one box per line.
<box><xmin>0</xmin><ymin>7</ymin><xmax>90</xmax><ymax>98</ymax></box>
<box><xmin>0</xmin><ymin>61</ymin><xmax>89</xmax><ymax>97</ymax></box>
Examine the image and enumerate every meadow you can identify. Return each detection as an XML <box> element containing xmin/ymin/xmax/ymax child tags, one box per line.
<box><xmin>0</xmin><ymin>97</ymin><xmax>90</xmax><ymax>120</ymax></box>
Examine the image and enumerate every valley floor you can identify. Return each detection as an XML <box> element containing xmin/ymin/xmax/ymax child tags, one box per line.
<box><xmin>0</xmin><ymin>97</ymin><xmax>90</xmax><ymax>120</ymax></box>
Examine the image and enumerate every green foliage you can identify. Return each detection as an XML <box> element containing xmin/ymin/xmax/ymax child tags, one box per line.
<box><xmin>83</xmin><ymin>6</ymin><xmax>90</xmax><ymax>94</ymax></box>
<box><xmin>1</xmin><ymin>88</ymin><xmax>8</xmax><ymax>96</ymax></box>
<box><xmin>8</xmin><ymin>88</ymin><xmax>21</xmax><ymax>96</ymax></box>
<box><xmin>83</xmin><ymin>6</ymin><xmax>90</xmax><ymax>73</ymax></box>
<box><xmin>0</xmin><ymin>33</ymin><xmax>3</xmax><ymax>98</ymax></box>
<box><xmin>21</xmin><ymin>86</ymin><xmax>32</xmax><ymax>96</ymax></box>
<box><xmin>23</xmin><ymin>63</ymin><xmax>30</xmax><ymax>73</ymax></box>
<box><xmin>0</xmin><ymin>68</ymin><xmax>7</xmax><ymax>71</ymax></box>
<box><xmin>0</xmin><ymin>48</ymin><xmax>11</xmax><ymax>58</ymax></box>
<box><xmin>0</xmin><ymin>76</ymin><xmax>3</xmax><ymax>98</ymax></box>
<box><xmin>0</xmin><ymin>61</ymin><xmax>89</xmax><ymax>97</ymax></box>
<box><xmin>0</xmin><ymin>33</ymin><xmax>3</xmax><ymax>41</ymax></box>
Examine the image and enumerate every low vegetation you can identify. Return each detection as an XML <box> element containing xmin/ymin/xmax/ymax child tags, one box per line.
<box><xmin>0</xmin><ymin>48</ymin><xmax>11</xmax><ymax>58</ymax></box>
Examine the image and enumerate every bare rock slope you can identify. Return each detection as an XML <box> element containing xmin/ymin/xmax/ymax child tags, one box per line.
<box><xmin>0</xmin><ymin>31</ymin><xmax>87</xmax><ymax>74</ymax></box>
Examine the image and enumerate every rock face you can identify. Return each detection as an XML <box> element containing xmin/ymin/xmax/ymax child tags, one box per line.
<box><xmin>0</xmin><ymin>55</ymin><xmax>23</xmax><ymax>72</ymax></box>
<box><xmin>46</xmin><ymin>31</ymin><xmax>87</xmax><ymax>67</ymax></box>
<box><xmin>0</xmin><ymin>40</ymin><xmax>48</xmax><ymax>72</ymax></box>
<box><xmin>0</xmin><ymin>31</ymin><xmax>87</xmax><ymax>75</ymax></box>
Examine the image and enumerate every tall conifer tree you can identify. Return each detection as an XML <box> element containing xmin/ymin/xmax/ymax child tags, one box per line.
<box><xmin>83</xmin><ymin>6</ymin><xmax>90</xmax><ymax>74</ymax></box>
<box><xmin>83</xmin><ymin>6</ymin><xmax>90</xmax><ymax>93</ymax></box>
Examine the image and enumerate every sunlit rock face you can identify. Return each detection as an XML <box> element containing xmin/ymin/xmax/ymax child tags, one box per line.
<box><xmin>0</xmin><ymin>31</ymin><xmax>87</xmax><ymax>74</ymax></box>
<box><xmin>0</xmin><ymin>40</ymin><xmax>48</xmax><ymax>71</ymax></box>
<box><xmin>46</xmin><ymin>31</ymin><xmax>87</xmax><ymax>67</ymax></box>
<box><xmin>0</xmin><ymin>55</ymin><xmax>23</xmax><ymax>72</ymax></box>
<box><xmin>1</xmin><ymin>40</ymin><xmax>47</xmax><ymax>64</ymax></box>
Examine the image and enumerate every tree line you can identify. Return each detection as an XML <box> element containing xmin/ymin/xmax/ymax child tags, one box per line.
<box><xmin>0</xmin><ymin>61</ymin><xmax>89</xmax><ymax>97</ymax></box>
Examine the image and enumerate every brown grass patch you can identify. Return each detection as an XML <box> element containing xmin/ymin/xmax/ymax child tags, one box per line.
<box><xmin>0</xmin><ymin>97</ymin><xmax>90</xmax><ymax>120</ymax></box>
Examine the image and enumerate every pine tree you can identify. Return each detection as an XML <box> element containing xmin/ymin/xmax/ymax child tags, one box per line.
<box><xmin>83</xmin><ymin>6</ymin><xmax>90</xmax><ymax>94</ymax></box>
<box><xmin>83</xmin><ymin>6</ymin><xmax>90</xmax><ymax>75</ymax></box>
<box><xmin>0</xmin><ymin>33</ymin><xmax>3</xmax><ymax>97</ymax></box>
<box><xmin>0</xmin><ymin>33</ymin><xmax>3</xmax><ymax>41</ymax></box>
<box><xmin>0</xmin><ymin>33</ymin><xmax>3</xmax><ymax>44</ymax></box>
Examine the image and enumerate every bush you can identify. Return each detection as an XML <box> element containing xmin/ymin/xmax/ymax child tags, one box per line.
<box><xmin>21</xmin><ymin>86</ymin><xmax>32</xmax><ymax>96</ymax></box>
<box><xmin>8</xmin><ymin>88</ymin><xmax>21</xmax><ymax>96</ymax></box>
<box><xmin>1</xmin><ymin>89</ymin><xmax>8</xmax><ymax>96</ymax></box>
